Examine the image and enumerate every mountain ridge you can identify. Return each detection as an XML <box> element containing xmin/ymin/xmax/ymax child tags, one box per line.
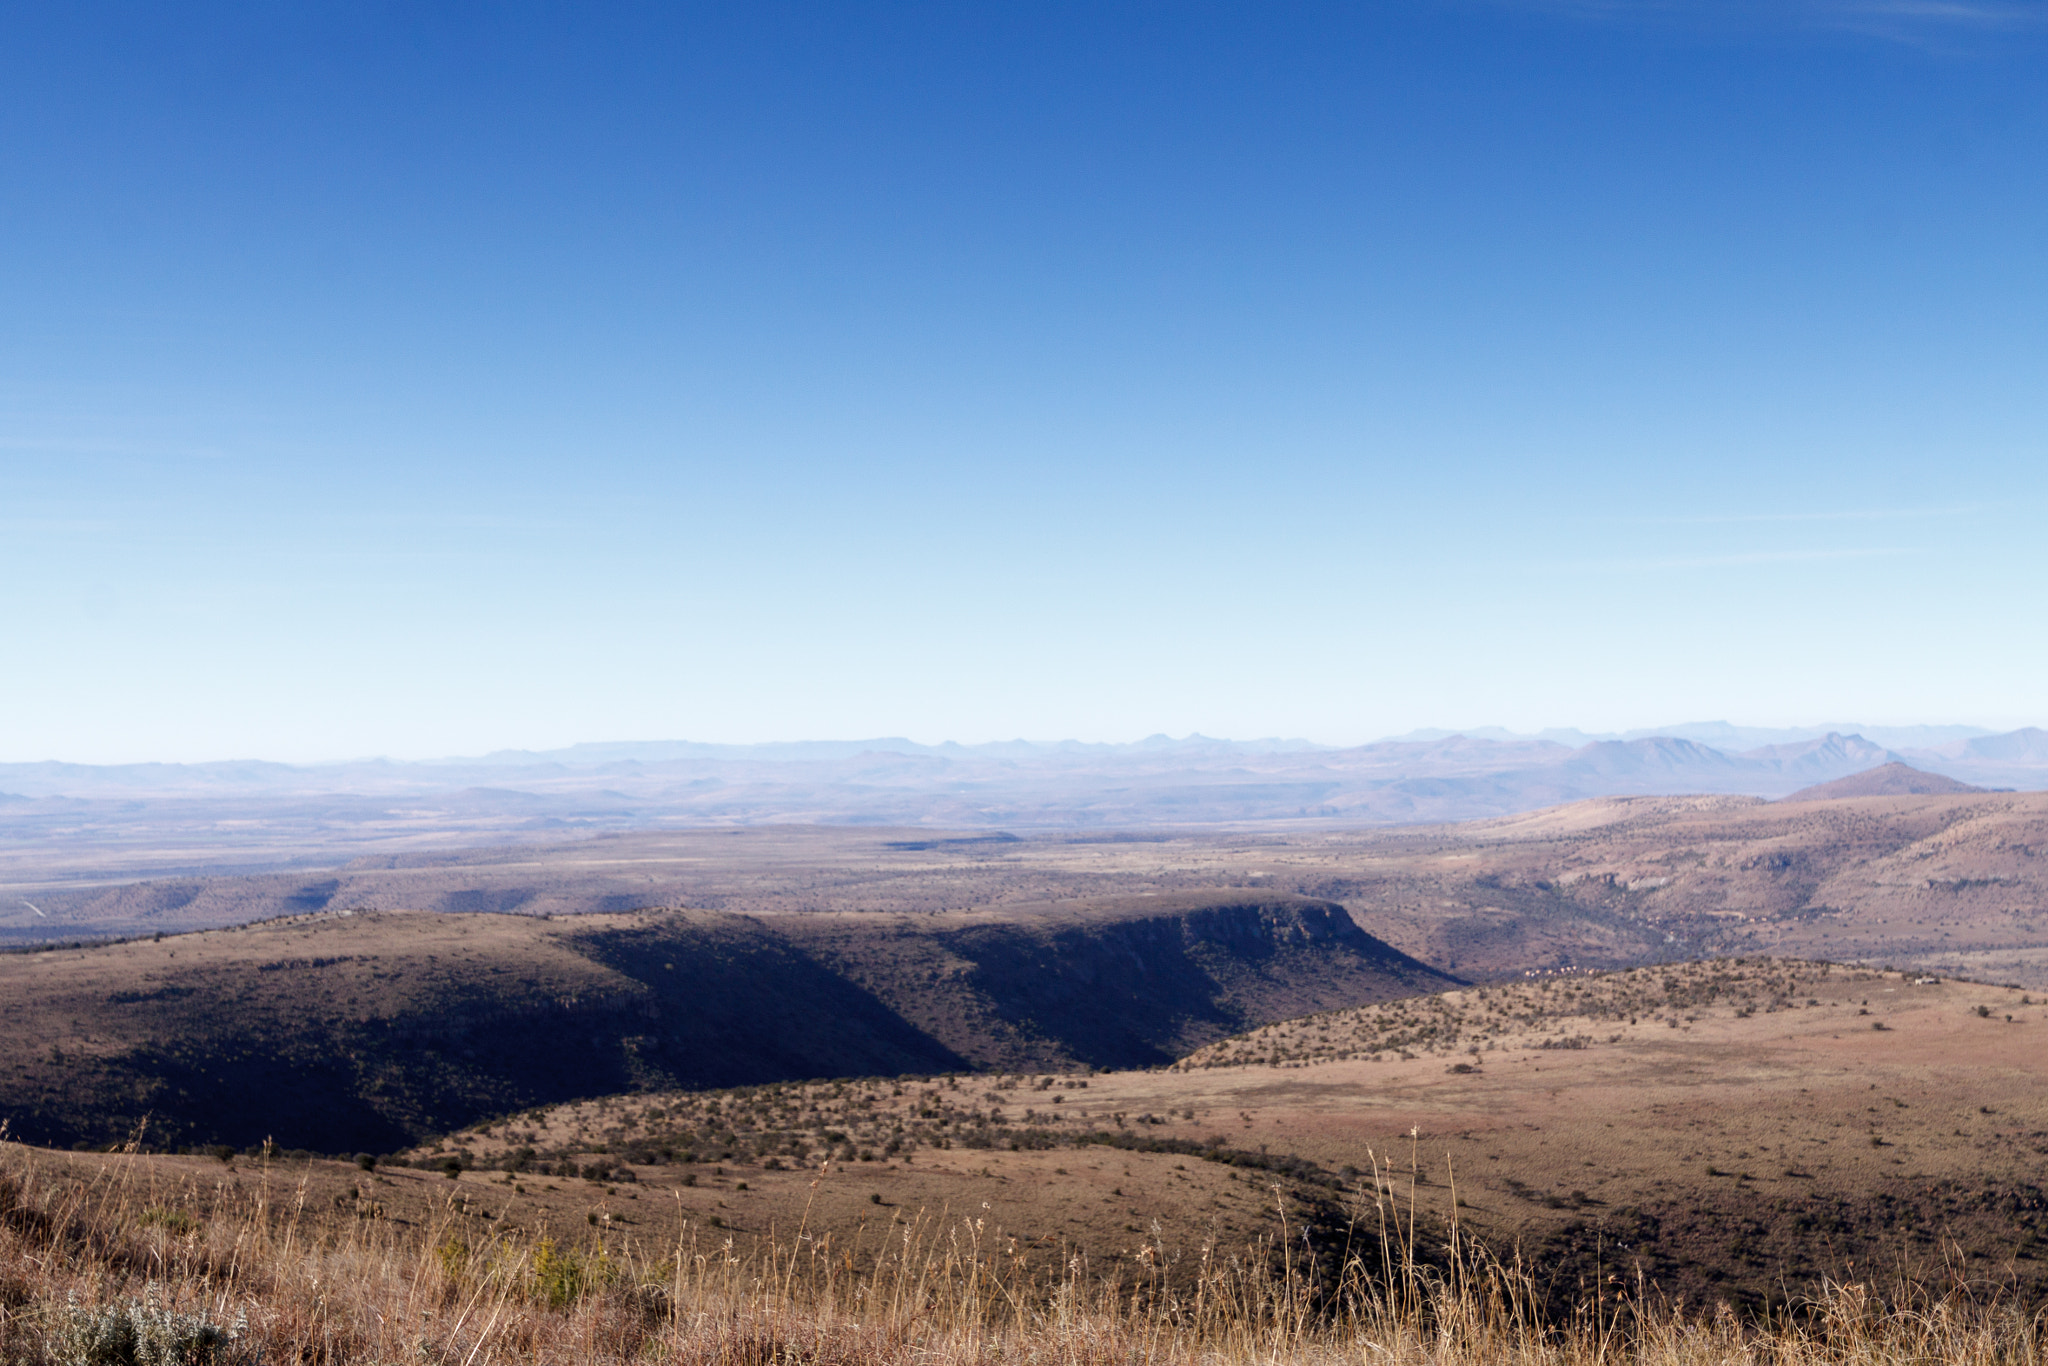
<box><xmin>1</xmin><ymin>730</ymin><xmax>2042</xmax><ymax>904</ymax></box>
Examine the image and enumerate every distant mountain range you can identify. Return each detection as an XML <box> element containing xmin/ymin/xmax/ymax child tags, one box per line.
<box><xmin>3</xmin><ymin>726</ymin><xmax>2045</xmax><ymax>812</ymax></box>
<box><xmin>2</xmin><ymin>723</ymin><xmax>2043</xmax><ymax>904</ymax></box>
<box><xmin>1382</xmin><ymin>721</ymin><xmax>2003</xmax><ymax>753</ymax></box>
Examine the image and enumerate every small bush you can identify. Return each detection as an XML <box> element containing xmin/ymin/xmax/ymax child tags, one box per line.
<box><xmin>436</xmin><ymin>1236</ymin><xmax>469</xmax><ymax>1283</ymax></box>
<box><xmin>49</xmin><ymin>1287</ymin><xmax>246</xmax><ymax>1366</ymax></box>
<box><xmin>528</xmin><ymin>1237</ymin><xmax>611</xmax><ymax>1309</ymax></box>
<box><xmin>137</xmin><ymin>1207</ymin><xmax>198</xmax><ymax>1236</ymax></box>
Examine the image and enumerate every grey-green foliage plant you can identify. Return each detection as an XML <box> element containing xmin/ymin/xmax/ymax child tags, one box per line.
<box><xmin>49</xmin><ymin>1286</ymin><xmax>250</xmax><ymax>1366</ymax></box>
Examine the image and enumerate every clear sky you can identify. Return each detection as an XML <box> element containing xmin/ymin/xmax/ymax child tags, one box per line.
<box><xmin>3</xmin><ymin>1</ymin><xmax>2045</xmax><ymax>763</ymax></box>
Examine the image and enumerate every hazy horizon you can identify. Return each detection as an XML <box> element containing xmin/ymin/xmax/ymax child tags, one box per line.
<box><xmin>4</xmin><ymin>718</ymin><xmax>2042</xmax><ymax>771</ymax></box>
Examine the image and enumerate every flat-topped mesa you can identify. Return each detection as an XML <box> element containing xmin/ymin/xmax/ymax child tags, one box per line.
<box><xmin>0</xmin><ymin>890</ymin><xmax>1457</xmax><ymax>1151</ymax></box>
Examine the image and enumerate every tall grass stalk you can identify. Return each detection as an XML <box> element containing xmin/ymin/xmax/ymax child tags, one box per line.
<box><xmin>0</xmin><ymin>1141</ymin><xmax>2040</xmax><ymax>1366</ymax></box>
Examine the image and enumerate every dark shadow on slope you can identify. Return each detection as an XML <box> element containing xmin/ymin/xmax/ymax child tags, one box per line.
<box><xmin>0</xmin><ymin>913</ymin><xmax>967</xmax><ymax>1154</ymax></box>
<box><xmin>943</xmin><ymin>893</ymin><xmax>1461</xmax><ymax>1069</ymax></box>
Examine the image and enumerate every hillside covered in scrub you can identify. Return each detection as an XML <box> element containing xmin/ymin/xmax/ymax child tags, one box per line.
<box><xmin>1177</xmin><ymin>957</ymin><xmax>1883</xmax><ymax>1068</ymax></box>
<box><xmin>378</xmin><ymin>957</ymin><xmax>2048</xmax><ymax>1316</ymax></box>
<box><xmin>0</xmin><ymin>891</ymin><xmax>1449</xmax><ymax>1151</ymax></box>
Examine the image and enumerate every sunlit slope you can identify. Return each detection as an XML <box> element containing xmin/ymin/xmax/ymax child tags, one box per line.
<box><xmin>404</xmin><ymin>957</ymin><xmax>2048</xmax><ymax>1315</ymax></box>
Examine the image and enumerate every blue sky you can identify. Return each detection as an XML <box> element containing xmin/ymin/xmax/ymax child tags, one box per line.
<box><xmin>2</xmin><ymin>1</ymin><xmax>2045</xmax><ymax>763</ymax></box>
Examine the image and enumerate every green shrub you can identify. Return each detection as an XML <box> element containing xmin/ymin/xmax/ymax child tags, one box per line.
<box><xmin>137</xmin><ymin>1207</ymin><xmax>198</xmax><ymax>1236</ymax></box>
<box><xmin>436</xmin><ymin>1236</ymin><xmax>470</xmax><ymax>1283</ymax></box>
<box><xmin>529</xmin><ymin>1236</ymin><xmax>612</xmax><ymax>1309</ymax></box>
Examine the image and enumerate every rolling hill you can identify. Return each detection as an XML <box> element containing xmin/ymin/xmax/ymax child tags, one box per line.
<box><xmin>1782</xmin><ymin>762</ymin><xmax>1988</xmax><ymax>801</ymax></box>
<box><xmin>0</xmin><ymin>891</ymin><xmax>1450</xmax><ymax>1151</ymax></box>
<box><xmin>359</xmin><ymin>956</ymin><xmax>2048</xmax><ymax>1316</ymax></box>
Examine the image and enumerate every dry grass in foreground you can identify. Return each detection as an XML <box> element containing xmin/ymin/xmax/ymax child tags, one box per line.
<box><xmin>0</xmin><ymin>1137</ymin><xmax>2042</xmax><ymax>1366</ymax></box>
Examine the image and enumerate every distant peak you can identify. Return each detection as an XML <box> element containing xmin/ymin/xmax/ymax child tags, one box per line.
<box><xmin>1780</xmin><ymin>762</ymin><xmax>1988</xmax><ymax>802</ymax></box>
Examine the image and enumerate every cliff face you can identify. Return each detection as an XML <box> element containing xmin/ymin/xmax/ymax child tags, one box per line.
<box><xmin>780</xmin><ymin>892</ymin><xmax>1462</xmax><ymax>1071</ymax></box>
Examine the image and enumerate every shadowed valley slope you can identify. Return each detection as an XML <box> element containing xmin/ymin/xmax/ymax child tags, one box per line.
<box><xmin>0</xmin><ymin>891</ymin><xmax>1449</xmax><ymax>1150</ymax></box>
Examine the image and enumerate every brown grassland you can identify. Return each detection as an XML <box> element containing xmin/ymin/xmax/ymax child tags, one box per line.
<box><xmin>377</xmin><ymin>958</ymin><xmax>2048</xmax><ymax>1315</ymax></box>
<box><xmin>1</xmin><ymin>955</ymin><xmax>2046</xmax><ymax>1361</ymax></box>
<box><xmin>10</xmin><ymin>958</ymin><xmax>2039</xmax><ymax>1362</ymax></box>
<box><xmin>3</xmin><ymin>793</ymin><xmax>2047</xmax><ymax>1361</ymax></box>
<box><xmin>6</xmin><ymin>788</ymin><xmax>2048</xmax><ymax>1155</ymax></box>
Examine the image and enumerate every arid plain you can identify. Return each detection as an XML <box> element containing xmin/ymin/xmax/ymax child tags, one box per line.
<box><xmin>13</xmin><ymin>958</ymin><xmax>2043</xmax><ymax>1318</ymax></box>
<box><xmin>2</xmin><ymin>788</ymin><xmax>2046</xmax><ymax>1317</ymax></box>
<box><xmin>12</xmin><ymin>789</ymin><xmax>2047</xmax><ymax>985</ymax></box>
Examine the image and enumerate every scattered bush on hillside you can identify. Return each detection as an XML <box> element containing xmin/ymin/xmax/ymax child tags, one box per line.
<box><xmin>49</xmin><ymin>1286</ymin><xmax>246</xmax><ymax>1366</ymax></box>
<box><xmin>1178</xmin><ymin>959</ymin><xmax>1885</xmax><ymax>1070</ymax></box>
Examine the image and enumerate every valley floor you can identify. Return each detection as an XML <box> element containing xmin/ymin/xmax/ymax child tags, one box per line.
<box><xmin>368</xmin><ymin>958</ymin><xmax>2048</xmax><ymax>1315</ymax></box>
